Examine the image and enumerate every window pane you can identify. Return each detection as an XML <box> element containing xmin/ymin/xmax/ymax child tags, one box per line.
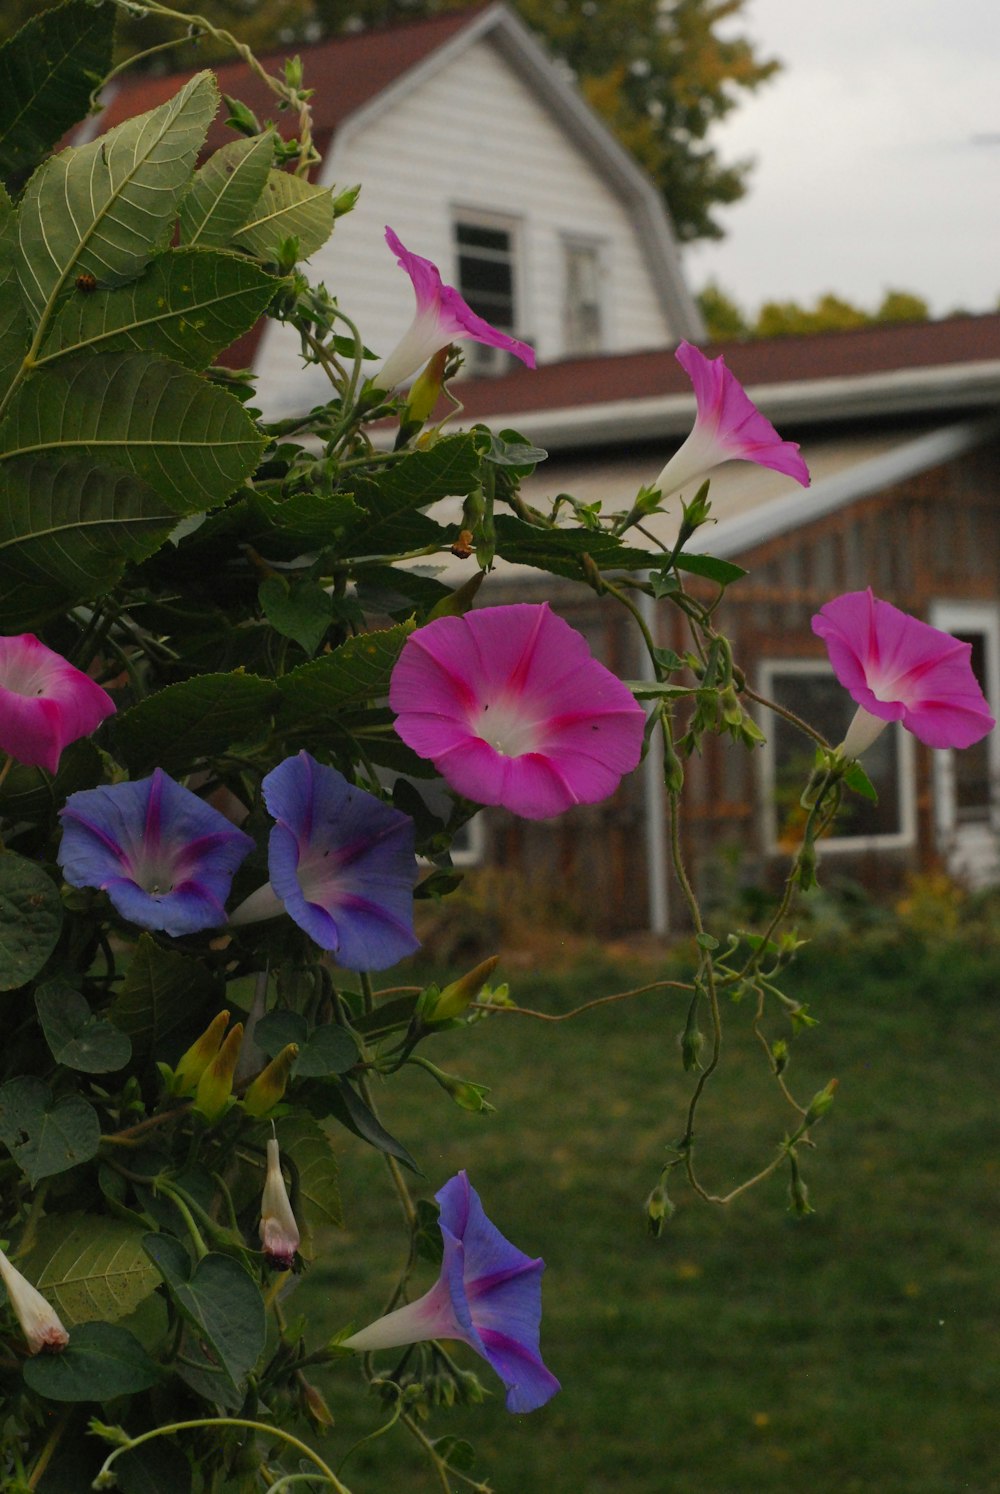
<box><xmin>454</xmin><ymin>222</ymin><xmax>514</xmax><ymax>330</ymax></box>
<box><xmin>768</xmin><ymin>670</ymin><xmax>903</xmax><ymax>840</ymax></box>
<box><xmin>564</xmin><ymin>242</ymin><xmax>602</xmax><ymax>355</ymax></box>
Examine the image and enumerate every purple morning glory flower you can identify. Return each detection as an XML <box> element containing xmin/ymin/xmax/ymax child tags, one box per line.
<box><xmin>58</xmin><ymin>769</ymin><xmax>254</xmax><ymax>936</ymax></box>
<box><xmin>229</xmin><ymin>751</ymin><xmax>419</xmax><ymax>971</ymax></box>
<box><xmin>343</xmin><ymin>1171</ymin><xmax>560</xmax><ymax>1414</ymax></box>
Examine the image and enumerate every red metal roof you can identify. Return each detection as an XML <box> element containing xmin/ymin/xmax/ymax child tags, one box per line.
<box><xmin>93</xmin><ymin>7</ymin><xmax>481</xmax><ymax>149</ymax></box>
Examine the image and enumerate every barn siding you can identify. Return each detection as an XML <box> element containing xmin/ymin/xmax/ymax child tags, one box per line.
<box><xmin>468</xmin><ymin>441</ymin><xmax>1000</xmax><ymax>933</ymax></box>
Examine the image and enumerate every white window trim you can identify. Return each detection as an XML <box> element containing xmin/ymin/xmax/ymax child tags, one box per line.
<box><xmin>559</xmin><ymin>233</ymin><xmax>609</xmax><ymax>356</ymax></box>
<box><xmin>758</xmin><ymin>658</ymin><xmax>917</xmax><ymax>854</ymax></box>
<box><xmin>928</xmin><ymin>600</ymin><xmax>1000</xmax><ymax>838</ymax></box>
<box><xmin>450</xmin><ymin>206</ymin><xmax>530</xmax><ymax>355</ymax></box>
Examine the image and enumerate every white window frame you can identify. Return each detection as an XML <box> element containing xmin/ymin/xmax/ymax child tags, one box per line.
<box><xmin>560</xmin><ymin>234</ymin><xmax>606</xmax><ymax>356</ymax></box>
<box><xmin>758</xmin><ymin>658</ymin><xmax>917</xmax><ymax>854</ymax></box>
<box><xmin>928</xmin><ymin>600</ymin><xmax>1000</xmax><ymax>838</ymax></box>
<box><xmin>450</xmin><ymin>207</ymin><xmax>528</xmax><ymax>374</ymax></box>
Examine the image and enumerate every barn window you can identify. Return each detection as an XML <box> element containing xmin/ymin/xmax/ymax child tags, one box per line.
<box><xmin>562</xmin><ymin>239</ymin><xmax>603</xmax><ymax>355</ymax></box>
<box><xmin>759</xmin><ymin>660</ymin><xmax>916</xmax><ymax>851</ymax></box>
<box><xmin>453</xmin><ymin>216</ymin><xmax>522</xmax><ymax>375</ymax></box>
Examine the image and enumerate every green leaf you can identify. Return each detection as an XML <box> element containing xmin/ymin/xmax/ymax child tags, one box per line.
<box><xmin>179</xmin><ymin>132</ymin><xmax>275</xmax><ymax>247</ymax></box>
<box><xmin>343</xmin><ymin>437</ymin><xmax>481</xmax><ymax>556</ymax></box>
<box><xmin>492</xmin><ymin>514</ymin><xmax>653</xmax><ymax>579</ymax></box>
<box><xmin>231</xmin><ymin>169</ymin><xmax>334</xmax><ymax>261</ymax></box>
<box><xmin>114</xmin><ymin>670</ymin><xmax>278</xmax><ymax>776</ymax></box>
<box><xmin>255</xmin><ymin>1012</ymin><xmax>356</xmax><ymax>1078</ymax></box>
<box><xmin>111</xmin><ymin>934</ymin><xmax>221</xmax><ymax>1056</ymax></box>
<box><xmin>275</xmin><ymin>1112</ymin><xmax>342</xmax><ymax>1237</ymax></box>
<box><xmin>16</xmin><ymin>71</ymin><xmax>218</xmax><ymax>323</ymax></box>
<box><xmin>843</xmin><ymin>759</ymin><xmax>879</xmax><ymax>804</ymax></box>
<box><xmin>35</xmin><ymin>981</ymin><xmax>131</xmax><ymax>1072</ymax></box>
<box><xmin>23</xmin><ymin>1321</ymin><xmax>160</xmax><ymax>1402</ymax></box>
<box><xmin>323</xmin><ymin>1079</ymin><xmax>420</xmax><ymax>1173</ymax></box>
<box><xmin>0</xmin><ymin>851</ymin><xmax>63</xmax><ymax>990</ymax></box>
<box><xmin>39</xmin><ymin>248</ymin><xmax>278</xmax><ymax>373</ymax></box>
<box><xmin>243</xmin><ymin>488</ymin><xmax>362</xmax><ymax>551</ymax></box>
<box><xmin>432</xmin><ymin>1437</ymin><xmax>476</xmax><ymax>1473</ymax></box>
<box><xmin>294</xmin><ymin>1025</ymin><xmax>357</xmax><ymax>1079</ymax></box>
<box><xmin>276</xmin><ymin>623</ymin><xmax>413</xmax><ymax>726</ymax></box>
<box><xmin>21</xmin><ymin>1212</ymin><xmax>160</xmax><ymax>1325</ymax></box>
<box><xmin>0</xmin><ymin>186</ymin><xmax>28</xmax><ymax>409</ymax></box>
<box><xmin>0</xmin><ymin>0</ymin><xmax>116</xmax><ymax>190</ymax></box>
<box><xmin>673</xmin><ymin>552</ymin><xmax>747</xmax><ymax>586</ymax></box>
<box><xmin>259</xmin><ymin>576</ymin><xmax>332</xmax><ymax>656</ymax></box>
<box><xmin>0</xmin><ymin>353</ymin><xmax>266</xmax><ymax>512</ymax></box>
<box><xmin>0</xmin><ymin>457</ymin><xmax>179</xmax><ymax>630</ymax></box>
<box><xmin>0</xmin><ymin>1077</ymin><xmax>100</xmax><ymax>1184</ymax></box>
<box><xmin>143</xmin><ymin>1236</ymin><xmax>266</xmax><ymax>1387</ymax></box>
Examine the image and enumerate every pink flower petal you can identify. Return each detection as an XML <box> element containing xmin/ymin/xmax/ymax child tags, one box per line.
<box><xmin>812</xmin><ymin>589</ymin><xmax>995</xmax><ymax>751</ymax></box>
<box><xmin>377</xmin><ymin>227</ymin><xmax>535</xmax><ymax>389</ymax></box>
<box><xmin>655</xmin><ymin>342</ymin><xmax>809</xmax><ymax>496</ymax></box>
<box><xmin>390</xmin><ymin>604</ymin><xmax>645</xmax><ymax>819</ymax></box>
<box><xmin>0</xmin><ymin>634</ymin><xmax>115</xmax><ymax>773</ymax></box>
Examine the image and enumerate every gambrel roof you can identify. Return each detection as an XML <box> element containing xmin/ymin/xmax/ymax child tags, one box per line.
<box><xmin>90</xmin><ymin>2</ymin><xmax>703</xmax><ymax>341</ymax></box>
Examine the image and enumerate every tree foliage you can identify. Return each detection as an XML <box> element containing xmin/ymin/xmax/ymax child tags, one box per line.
<box><xmin>698</xmin><ymin>281</ymin><xmax>932</xmax><ymax>341</ymax></box>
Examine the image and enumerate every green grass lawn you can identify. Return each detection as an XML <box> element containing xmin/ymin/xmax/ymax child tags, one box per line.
<box><xmin>298</xmin><ymin>931</ymin><xmax>1000</xmax><ymax>1494</ymax></box>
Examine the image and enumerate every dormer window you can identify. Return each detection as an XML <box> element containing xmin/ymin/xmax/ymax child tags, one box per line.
<box><xmin>454</xmin><ymin>216</ymin><xmax>520</xmax><ymax>375</ymax></box>
<box><xmin>563</xmin><ymin>238</ymin><xmax>603</xmax><ymax>355</ymax></box>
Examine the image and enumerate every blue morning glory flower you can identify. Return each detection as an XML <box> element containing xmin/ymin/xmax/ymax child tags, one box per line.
<box><xmin>229</xmin><ymin>751</ymin><xmax>419</xmax><ymax>971</ymax></box>
<box><xmin>58</xmin><ymin>768</ymin><xmax>254</xmax><ymax>936</ymax></box>
<box><xmin>343</xmin><ymin>1170</ymin><xmax>561</xmax><ymax>1413</ymax></box>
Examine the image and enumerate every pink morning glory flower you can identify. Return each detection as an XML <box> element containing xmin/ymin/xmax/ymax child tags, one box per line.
<box><xmin>343</xmin><ymin>1170</ymin><xmax>560</xmax><ymax>1414</ymax></box>
<box><xmin>228</xmin><ymin>751</ymin><xmax>419</xmax><ymax>971</ymax></box>
<box><xmin>58</xmin><ymin>769</ymin><xmax>254</xmax><ymax>936</ymax></box>
<box><xmin>375</xmin><ymin>226</ymin><xmax>536</xmax><ymax>390</ymax></box>
<box><xmin>812</xmin><ymin>588</ymin><xmax>995</xmax><ymax>757</ymax></box>
<box><xmin>654</xmin><ymin>340</ymin><xmax>810</xmax><ymax>497</ymax></box>
<box><xmin>389</xmin><ymin>603</ymin><xmax>646</xmax><ymax>821</ymax></box>
<box><xmin>0</xmin><ymin>634</ymin><xmax>115</xmax><ymax>774</ymax></box>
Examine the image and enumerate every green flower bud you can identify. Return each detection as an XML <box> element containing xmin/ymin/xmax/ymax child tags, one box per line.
<box><xmin>171</xmin><ymin>1010</ymin><xmax>231</xmax><ymax>1096</ymax></box>
<box><xmin>419</xmin><ymin>956</ymin><xmax>500</xmax><ymax>1025</ymax></box>
<box><xmin>193</xmin><ymin>1022</ymin><xmax>244</xmax><ymax>1122</ymax></box>
<box><xmin>644</xmin><ymin>1183</ymin><xmax>676</xmax><ymax>1238</ymax></box>
<box><xmin>804</xmin><ymin>1078</ymin><xmax>838</xmax><ymax>1127</ymax></box>
<box><xmin>243</xmin><ymin>1043</ymin><xmax>299</xmax><ymax>1117</ymax></box>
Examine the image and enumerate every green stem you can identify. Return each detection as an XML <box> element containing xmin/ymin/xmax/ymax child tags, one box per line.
<box><xmin>155</xmin><ymin>1179</ymin><xmax>209</xmax><ymax>1260</ymax></box>
<box><xmin>93</xmin><ymin>1417</ymin><xmax>351</xmax><ymax>1493</ymax></box>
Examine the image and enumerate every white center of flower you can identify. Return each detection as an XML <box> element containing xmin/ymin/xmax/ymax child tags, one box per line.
<box><xmin>473</xmin><ymin>697</ymin><xmax>542</xmax><ymax>758</ymax></box>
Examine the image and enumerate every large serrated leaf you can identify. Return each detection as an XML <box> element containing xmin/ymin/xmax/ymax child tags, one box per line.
<box><xmin>21</xmin><ymin>1212</ymin><xmax>160</xmax><ymax>1325</ymax></box>
<box><xmin>179</xmin><ymin>133</ymin><xmax>275</xmax><ymax>248</ymax></box>
<box><xmin>16</xmin><ymin>71</ymin><xmax>218</xmax><ymax>324</ymax></box>
<box><xmin>343</xmin><ymin>436</ymin><xmax>481</xmax><ymax>556</ymax></box>
<box><xmin>0</xmin><ymin>352</ymin><xmax>265</xmax><ymax>510</ymax></box>
<box><xmin>0</xmin><ymin>0</ymin><xmax>116</xmax><ymax>190</ymax></box>
<box><xmin>0</xmin><ymin>187</ymin><xmax>28</xmax><ymax>409</ymax></box>
<box><xmin>231</xmin><ymin>169</ymin><xmax>334</xmax><ymax>261</ymax></box>
<box><xmin>493</xmin><ymin>514</ymin><xmax>654</xmax><ymax>579</ymax></box>
<box><xmin>39</xmin><ymin>248</ymin><xmax>277</xmax><ymax>373</ymax></box>
<box><xmin>276</xmin><ymin>623</ymin><xmax>413</xmax><ymax>726</ymax></box>
<box><xmin>114</xmin><ymin>671</ymin><xmax>279</xmax><ymax>775</ymax></box>
<box><xmin>111</xmin><ymin>934</ymin><xmax>220</xmax><ymax>1055</ymax></box>
<box><xmin>0</xmin><ymin>457</ymin><xmax>179</xmax><ymax>631</ymax></box>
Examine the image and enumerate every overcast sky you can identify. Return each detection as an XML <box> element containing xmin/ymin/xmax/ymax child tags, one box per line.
<box><xmin>685</xmin><ymin>0</ymin><xmax>1000</xmax><ymax>318</ymax></box>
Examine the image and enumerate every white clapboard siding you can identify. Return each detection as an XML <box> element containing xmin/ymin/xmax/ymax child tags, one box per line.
<box><xmin>255</xmin><ymin>34</ymin><xmax>676</xmax><ymax>415</ymax></box>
